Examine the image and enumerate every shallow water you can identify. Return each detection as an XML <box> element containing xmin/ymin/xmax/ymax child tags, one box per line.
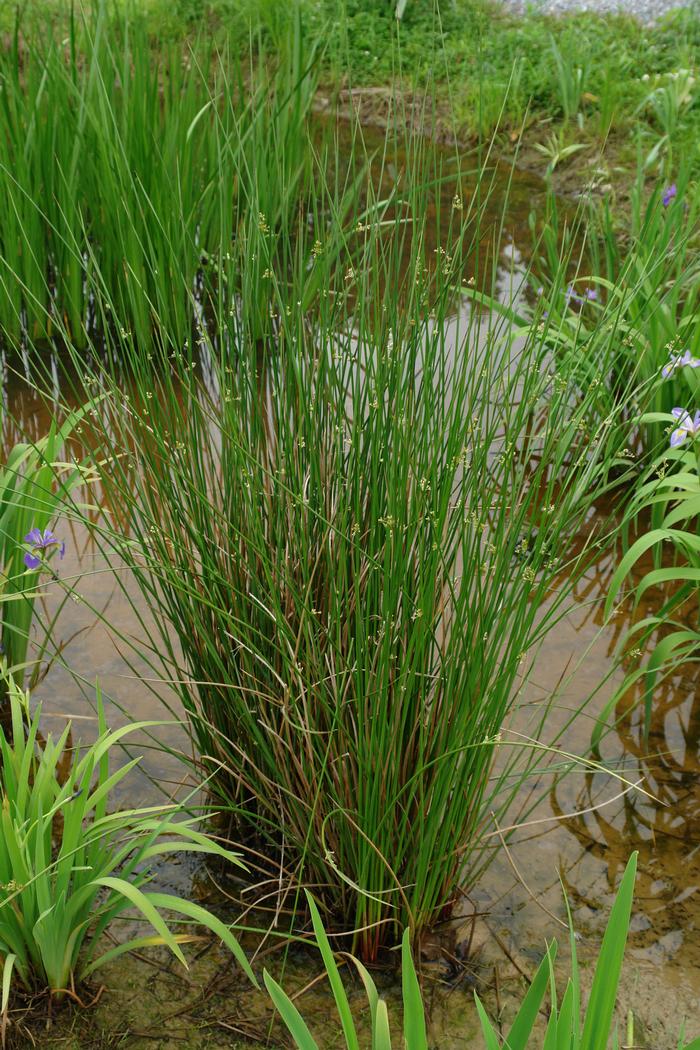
<box><xmin>2</xmin><ymin>155</ymin><xmax>698</xmax><ymax>1047</ymax></box>
<box><xmin>481</xmin><ymin>541</ymin><xmax>700</xmax><ymax>1045</ymax></box>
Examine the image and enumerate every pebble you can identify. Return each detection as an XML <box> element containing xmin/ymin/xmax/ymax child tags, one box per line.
<box><xmin>503</xmin><ymin>0</ymin><xmax>690</xmax><ymax>24</ymax></box>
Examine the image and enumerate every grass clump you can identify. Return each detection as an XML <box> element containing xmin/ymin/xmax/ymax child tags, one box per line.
<box><xmin>9</xmin><ymin>0</ymin><xmax>700</xmax><ymax>191</ymax></box>
<box><xmin>314</xmin><ymin>0</ymin><xmax>700</xmax><ymax>185</ymax></box>
<box><xmin>0</xmin><ymin>7</ymin><xmax>324</xmax><ymax>352</ymax></box>
<box><xmin>0</xmin><ymin>0</ymin><xmax>698</xmax><ymax>1044</ymax></box>
<box><xmin>67</xmin><ymin>69</ymin><xmax>641</xmax><ymax>955</ymax></box>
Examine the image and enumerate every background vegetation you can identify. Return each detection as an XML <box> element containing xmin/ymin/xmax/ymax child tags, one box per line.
<box><xmin>7</xmin><ymin>0</ymin><xmax>700</xmax><ymax>193</ymax></box>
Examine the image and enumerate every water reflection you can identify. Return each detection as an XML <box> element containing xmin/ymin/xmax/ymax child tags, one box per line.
<box><xmin>480</xmin><ymin>521</ymin><xmax>700</xmax><ymax>1035</ymax></box>
<box><xmin>0</xmin><ymin>365</ymin><xmax>191</xmax><ymax>819</ymax></box>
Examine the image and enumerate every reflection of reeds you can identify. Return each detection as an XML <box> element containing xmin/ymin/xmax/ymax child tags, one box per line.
<box><xmin>548</xmin><ymin>645</ymin><xmax>700</xmax><ymax>956</ymax></box>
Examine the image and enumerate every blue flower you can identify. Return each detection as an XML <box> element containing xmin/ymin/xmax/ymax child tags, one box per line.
<box><xmin>669</xmin><ymin>408</ymin><xmax>700</xmax><ymax>448</ymax></box>
<box><xmin>662</xmin><ymin>183</ymin><xmax>677</xmax><ymax>207</ymax></box>
<box><xmin>23</xmin><ymin>528</ymin><xmax>66</xmax><ymax>570</ymax></box>
<box><xmin>661</xmin><ymin>349</ymin><xmax>700</xmax><ymax>379</ymax></box>
<box><xmin>565</xmin><ymin>285</ymin><xmax>597</xmax><ymax>305</ymax></box>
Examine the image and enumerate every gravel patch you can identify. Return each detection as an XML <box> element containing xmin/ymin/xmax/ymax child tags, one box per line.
<box><xmin>503</xmin><ymin>0</ymin><xmax>692</xmax><ymax>23</ymax></box>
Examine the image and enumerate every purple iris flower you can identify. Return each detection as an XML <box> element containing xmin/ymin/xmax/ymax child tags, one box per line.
<box><xmin>661</xmin><ymin>349</ymin><xmax>700</xmax><ymax>379</ymax></box>
<box><xmin>662</xmin><ymin>184</ymin><xmax>677</xmax><ymax>207</ymax></box>
<box><xmin>565</xmin><ymin>285</ymin><xmax>597</xmax><ymax>305</ymax></box>
<box><xmin>23</xmin><ymin>527</ymin><xmax>66</xmax><ymax>570</ymax></box>
<box><xmin>669</xmin><ymin>407</ymin><xmax>700</xmax><ymax>448</ymax></box>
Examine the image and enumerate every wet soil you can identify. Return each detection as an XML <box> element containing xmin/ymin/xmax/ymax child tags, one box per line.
<box><xmin>321</xmin><ymin>86</ymin><xmax>644</xmax><ymax>213</ymax></box>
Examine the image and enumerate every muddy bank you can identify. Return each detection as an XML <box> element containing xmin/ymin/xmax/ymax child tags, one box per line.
<box><xmin>318</xmin><ymin>87</ymin><xmax>646</xmax><ymax>213</ymax></box>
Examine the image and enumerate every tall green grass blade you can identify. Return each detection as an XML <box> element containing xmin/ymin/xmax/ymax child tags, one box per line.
<box><xmin>579</xmin><ymin>853</ymin><xmax>638</xmax><ymax>1050</ymax></box>
<box><xmin>264</xmin><ymin>971</ymin><xmax>321</xmax><ymax>1050</ymax></box>
<box><xmin>307</xmin><ymin>894</ymin><xmax>359</xmax><ymax>1050</ymax></box>
<box><xmin>475</xmin><ymin>994</ymin><xmax>503</xmax><ymax>1050</ymax></box>
<box><xmin>0</xmin><ymin>955</ymin><xmax>15</xmax><ymax>1016</ymax></box>
<box><xmin>401</xmin><ymin>928</ymin><xmax>428</xmax><ymax>1050</ymax></box>
<box><xmin>506</xmin><ymin>943</ymin><xmax>558</xmax><ymax>1050</ymax></box>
